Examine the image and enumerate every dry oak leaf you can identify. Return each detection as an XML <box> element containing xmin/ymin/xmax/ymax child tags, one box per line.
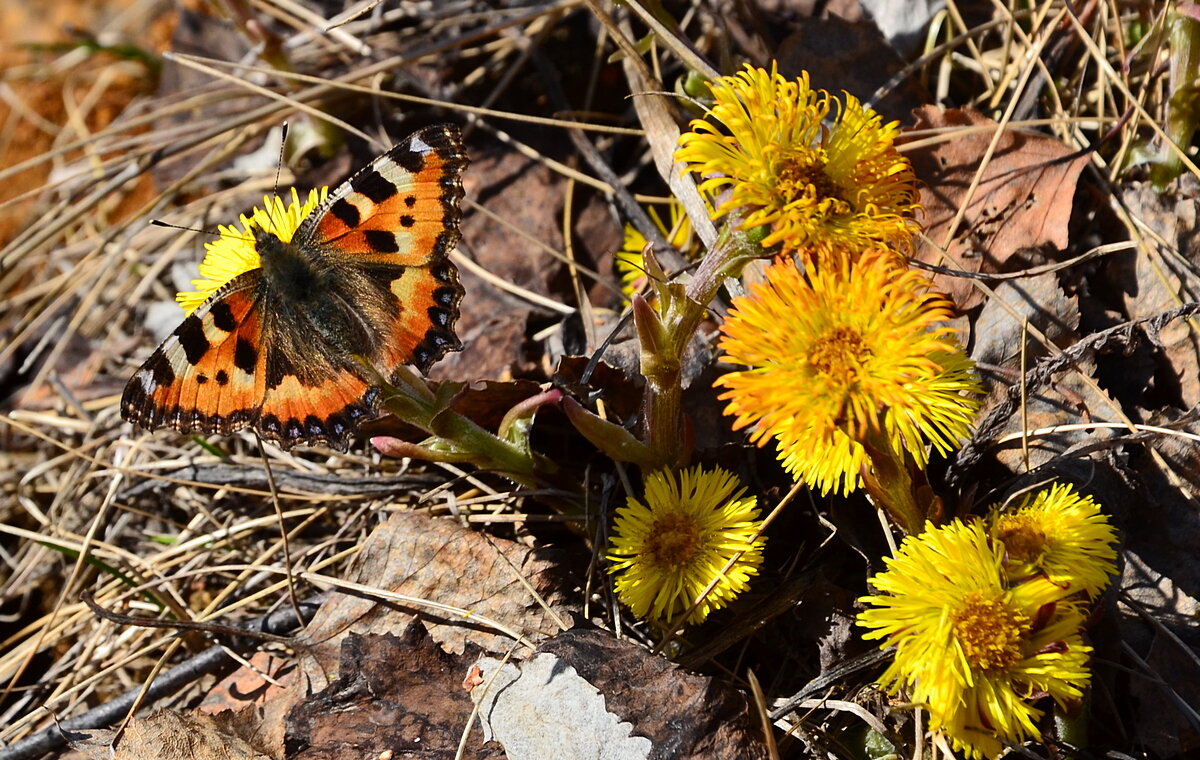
<box><xmin>68</xmin><ymin>709</ymin><xmax>272</xmax><ymax>760</ymax></box>
<box><xmin>296</xmin><ymin>510</ymin><xmax>577</xmax><ymax>687</ymax></box>
<box><xmin>968</xmin><ymin>275</ymin><xmax>1115</xmax><ymax>475</ymax></box>
<box><xmin>905</xmin><ymin>106</ymin><xmax>1089</xmax><ymax>310</ymax></box>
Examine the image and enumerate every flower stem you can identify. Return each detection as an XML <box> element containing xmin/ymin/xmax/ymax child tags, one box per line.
<box><xmin>859</xmin><ymin>428</ymin><xmax>938</xmax><ymax>536</ymax></box>
<box><xmin>639</xmin><ymin>218</ymin><xmax>763</xmax><ymax>467</ymax></box>
<box><xmin>378</xmin><ymin>368</ymin><xmax>543</xmax><ymax>488</ymax></box>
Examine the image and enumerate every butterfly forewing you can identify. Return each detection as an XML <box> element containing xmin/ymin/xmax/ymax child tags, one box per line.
<box><xmin>299</xmin><ymin>123</ymin><xmax>467</xmax><ymax>375</ymax></box>
<box><xmin>300</xmin><ymin>124</ymin><xmax>467</xmax><ymax>268</ymax></box>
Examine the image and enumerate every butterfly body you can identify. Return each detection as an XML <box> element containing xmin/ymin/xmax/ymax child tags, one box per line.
<box><xmin>122</xmin><ymin>124</ymin><xmax>468</xmax><ymax>451</ymax></box>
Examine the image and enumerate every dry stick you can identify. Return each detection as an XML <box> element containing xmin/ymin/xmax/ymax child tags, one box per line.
<box><xmin>81</xmin><ymin>592</ymin><xmax>294</xmax><ymax>644</ymax></box>
<box><xmin>454</xmin><ymin>642</ymin><xmax>524</xmax><ymax>760</ymax></box>
<box><xmin>581</xmin><ymin>0</ymin><xmax>718</xmax><ymax>248</ymax></box>
<box><xmin>529</xmin><ymin>45</ymin><xmax>669</xmax><ymax>254</ymax></box>
<box><xmin>0</xmin><ymin>603</ymin><xmax>313</xmax><ymax>760</ymax></box>
<box><xmin>747</xmin><ymin>669</ymin><xmax>781</xmax><ymax>760</ymax></box>
<box><xmin>909</xmin><ymin>240</ymin><xmax>1135</xmax><ymax>282</ymax></box>
<box><xmin>768</xmin><ymin>648</ymin><xmax>895</xmax><ymax>722</ymax></box>
<box><xmin>257</xmin><ymin>439</ymin><xmax>307</xmax><ymax>630</ymax></box>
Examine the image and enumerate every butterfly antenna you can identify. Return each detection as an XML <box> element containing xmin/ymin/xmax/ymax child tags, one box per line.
<box><xmin>149</xmin><ymin>218</ymin><xmax>254</xmax><ymax>245</ymax></box>
<box><xmin>274</xmin><ymin>122</ymin><xmax>289</xmax><ymax>196</ymax></box>
<box><xmin>149</xmin><ymin>219</ymin><xmax>222</xmax><ymax>237</ymax></box>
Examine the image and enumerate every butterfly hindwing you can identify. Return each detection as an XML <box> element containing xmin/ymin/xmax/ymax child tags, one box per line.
<box><xmin>122</xmin><ymin>277</ymin><xmax>384</xmax><ymax>451</ymax></box>
<box><xmin>253</xmin><ymin>351</ymin><xmax>379</xmax><ymax>450</ymax></box>
<box><xmin>361</xmin><ymin>258</ymin><xmax>463</xmax><ymax>375</ymax></box>
<box><xmin>122</xmin><ymin>275</ymin><xmax>265</xmax><ymax>437</ymax></box>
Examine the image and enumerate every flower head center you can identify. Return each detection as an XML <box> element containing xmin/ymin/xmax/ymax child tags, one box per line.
<box><xmin>950</xmin><ymin>592</ymin><xmax>1028</xmax><ymax>671</ymax></box>
<box><xmin>775</xmin><ymin>152</ymin><xmax>846</xmax><ymax>208</ymax></box>
<box><xmin>645</xmin><ymin>513</ymin><xmax>702</xmax><ymax>568</ymax></box>
<box><xmin>994</xmin><ymin>514</ymin><xmax>1048</xmax><ymax>565</ymax></box>
<box><xmin>808</xmin><ymin>326</ymin><xmax>869</xmax><ymax>381</ymax></box>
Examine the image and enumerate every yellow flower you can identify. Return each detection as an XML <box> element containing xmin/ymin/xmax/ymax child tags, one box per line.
<box><xmin>615</xmin><ymin>202</ymin><xmax>697</xmax><ymax>296</ymax></box>
<box><xmin>607</xmin><ymin>466</ymin><xmax>765</xmax><ymax>626</ymax></box>
<box><xmin>675</xmin><ymin>63</ymin><xmax>918</xmax><ymax>260</ymax></box>
<box><xmin>858</xmin><ymin>520</ymin><xmax>1094</xmax><ymax>760</ymax></box>
<box><xmin>988</xmin><ymin>483</ymin><xmax>1118</xmax><ymax>598</ymax></box>
<box><xmin>176</xmin><ymin>187</ymin><xmax>329</xmax><ymax>314</ymax></box>
<box><xmin>715</xmin><ymin>251</ymin><xmax>981</xmax><ymax>495</ymax></box>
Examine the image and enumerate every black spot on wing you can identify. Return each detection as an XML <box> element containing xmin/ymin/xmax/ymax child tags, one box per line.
<box><xmin>234</xmin><ymin>336</ymin><xmax>258</xmax><ymax>374</ymax></box>
<box><xmin>392</xmin><ymin>145</ymin><xmax>426</xmax><ymax>174</ymax></box>
<box><xmin>210</xmin><ymin>302</ymin><xmax>237</xmax><ymax>332</ymax></box>
<box><xmin>176</xmin><ymin>315</ymin><xmax>210</xmax><ymax>366</ymax></box>
<box><xmin>329</xmin><ymin>198</ymin><xmax>361</xmax><ymax>228</ymax></box>
<box><xmin>215</xmin><ymin>369</ymin><xmax>229</xmax><ymax>386</ymax></box>
<box><xmin>265</xmin><ymin>349</ymin><xmax>297</xmax><ymax>390</ymax></box>
<box><xmin>352</xmin><ymin>168</ymin><xmax>397</xmax><ymax>203</ymax></box>
<box><xmin>326</xmin><ymin>412</ymin><xmax>350</xmax><ymax>439</ymax></box>
<box><xmin>364</xmin><ymin>229</ymin><xmax>399</xmax><ymax>253</ymax></box>
<box><xmin>433</xmin><ymin>285</ymin><xmax>458</xmax><ymax>309</ymax></box>
<box><xmin>284</xmin><ymin>417</ymin><xmax>305</xmax><ymax>440</ymax></box>
<box><xmin>147</xmin><ymin>352</ymin><xmax>176</xmax><ymax>386</ymax></box>
<box><xmin>404</xmin><ymin>195</ymin><xmax>417</xmax><ymax>208</ymax></box>
<box><xmin>410</xmin><ymin>328</ymin><xmax>462</xmax><ymax>374</ymax></box>
<box><xmin>399</xmin><ymin>215</ymin><xmax>415</xmax><ymax>228</ymax></box>
<box><xmin>428</xmin><ymin>304</ymin><xmax>452</xmax><ymax>328</ymax></box>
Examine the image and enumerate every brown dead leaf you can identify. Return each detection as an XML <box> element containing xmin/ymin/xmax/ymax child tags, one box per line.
<box><xmin>297</xmin><ymin>510</ymin><xmax>577</xmax><ymax>688</ymax></box>
<box><xmin>1113</xmin><ymin>180</ymin><xmax>1200</xmax><ymax>407</ymax></box>
<box><xmin>971</xmin><ymin>275</ymin><xmax>1080</xmax><ymax>369</ymax></box>
<box><xmin>199</xmin><ymin>651</ymin><xmax>297</xmax><ymax>757</ymax></box>
<box><xmin>286</xmin><ymin>628</ymin><xmax>503</xmax><ymax>760</ymax></box>
<box><xmin>967</xmin><ymin>275</ymin><xmax>1109</xmax><ymax>475</ymax></box>
<box><xmin>530</xmin><ymin>629</ymin><xmax>770</xmax><ymax>759</ymax></box>
<box><xmin>906</xmin><ymin>107</ymin><xmax>1089</xmax><ymax>310</ymax></box>
<box><xmin>973</xmin><ymin>355</ymin><xmax>1121</xmax><ymax>478</ymax></box>
<box><xmin>68</xmin><ymin>709</ymin><xmax>273</xmax><ymax>760</ymax></box>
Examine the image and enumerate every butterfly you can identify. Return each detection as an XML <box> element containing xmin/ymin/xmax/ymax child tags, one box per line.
<box><xmin>121</xmin><ymin>124</ymin><xmax>468</xmax><ymax>451</ymax></box>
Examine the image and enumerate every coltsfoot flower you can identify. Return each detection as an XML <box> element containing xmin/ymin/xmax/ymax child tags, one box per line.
<box><xmin>177</xmin><ymin>187</ymin><xmax>329</xmax><ymax>314</ymax></box>
<box><xmin>858</xmin><ymin>519</ymin><xmax>1094</xmax><ymax>759</ymax></box>
<box><xmin>715</xmin><ymin>250</ymin><xmax>981</xmax><ymax>495</ymax></box>
<box><xmin>675</xmin><ymin>63</ymin><xmax>918</xmax><ymax>260</ymax></box>
<box><xmin>987</xmin><ymin>483</ymin><xmax>1118</xmax><ymax>598</ymax></box>
<box><xmin>607</xmin><ymin>466</ymin><xmax>765</xmax><ymax>626</ymax></box>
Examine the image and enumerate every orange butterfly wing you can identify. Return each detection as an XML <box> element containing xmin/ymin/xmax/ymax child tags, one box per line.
<box><xmin>121</xmin><ymin>124</ymin><xmax>468</xmax><ymax>450</ymax></box>
<box><xmin>298</xmin><ymin>124</ymin><xmax>467</xmax><ymax>376</ymax></box>
<box><xmin>120</xmin><ymin>275</ymin><xmax>379</xmax><ymax>449</ymax></box>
